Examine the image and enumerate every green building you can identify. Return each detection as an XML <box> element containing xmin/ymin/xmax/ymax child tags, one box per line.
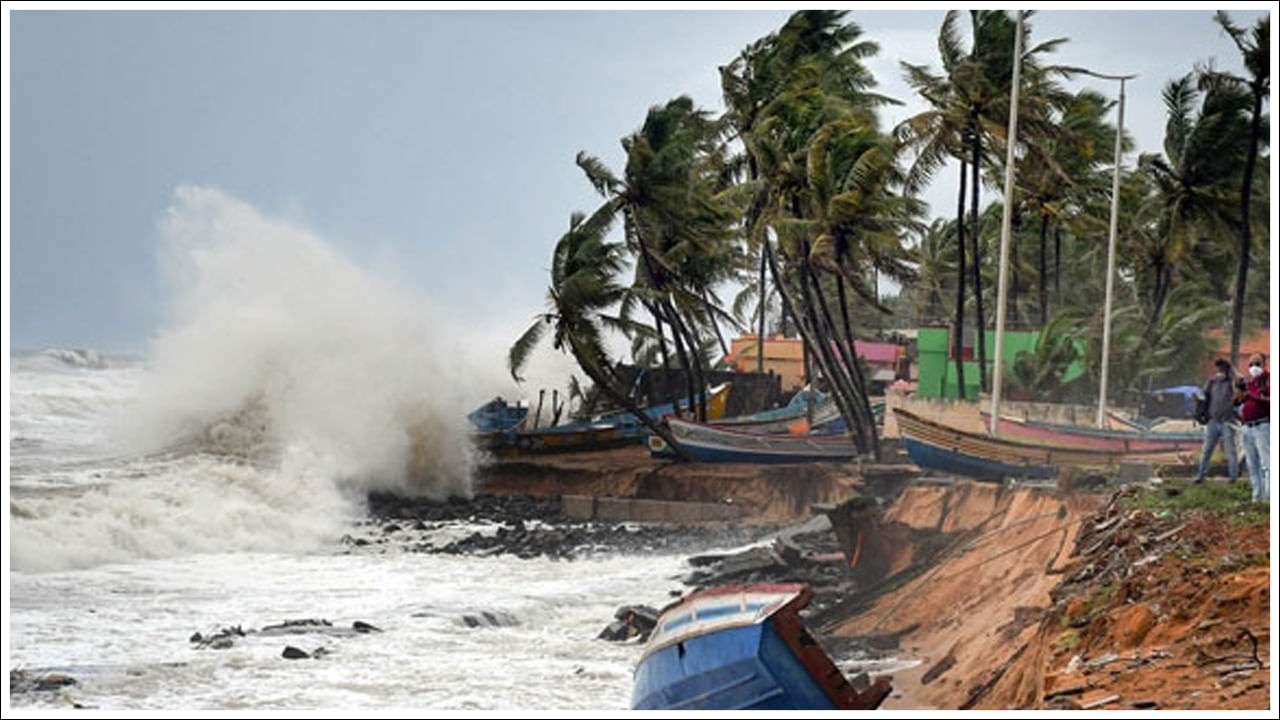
<box><xmin>915</xmin><ymin>326</ymin><xmax>1085</xmax><ymax>399</ymax></box>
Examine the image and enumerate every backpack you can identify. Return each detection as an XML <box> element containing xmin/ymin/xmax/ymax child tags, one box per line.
<box><xmin>1194</xmin><ymin>386</ymin><xmax>1210</xmax><ymax>425</ymax></box>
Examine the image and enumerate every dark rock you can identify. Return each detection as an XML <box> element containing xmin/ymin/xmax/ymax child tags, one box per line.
<box><xmin>33</xmin><ymin>673</ymin><xmax>77</xmax><ymax>691</ymax></box>
<box><xmin>352</xmin><ymin>621</ymin><xmax>382</xmax><ymax>633</ymax></box>
<box><xmin>460</xmin><ymin>611</ymin><xmax>519</xmax><ymax>628</ymax></box>
<box><xmin>382</xmin><ymin>523</ymin><xmax>401</xmax><ymax>534</ymax></box>
<box><xmin>282</xmin><ymin>646</ymin><xmax>310</xmax><ymax>660</ymax></box>
<box><xmin>189</xmin><ymin>632</ymin><xmax>203</xmax><ymax>643</ymax></box>
<box><xmin>209</xmin><ymin>637</ymin><xmax>235</xmax><ymax>650</ymax></box>
<box><xmin>261</xmin><ymin>619</ymin><xmax>332</xmax><ymax>636</ymax></box>
<box><xmin>597</xmin><ymin>620</ymin><xmax>637</xmax><ymax>642</ymax></box>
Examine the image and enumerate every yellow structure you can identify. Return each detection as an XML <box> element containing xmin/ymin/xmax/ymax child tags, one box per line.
<box><xmin>724</xmin><ymin>336</ymin><xmax>807</xmax><ymax>391</ymax></box>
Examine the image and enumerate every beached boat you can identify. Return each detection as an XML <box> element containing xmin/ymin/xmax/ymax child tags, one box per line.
<box><xmin>631</xmin><ymin>584</ymin><xmax>891</xmax><ymax>710</ymax></box>
<box><xmin>979</xmin><ymin>411</ymin><xmax>1202</xmax><ymax>453</ymax></box>
<box><xmin>593</xmin><ymin>383</ymin><xmax>733</xmax><ymax>434</ymax></box>
<box><xmin>895</xmin><ymin>408</ymin><xmax>1186</xmax><ymax>482</ymax></box>
<box><xmin>650</xmin><ymin>416</ymin><xmax>859</xmax><ymax>463</ymax></box>
<box><xmin>488</xmin><ymin>384</ymin><xmax>732</xmax><ymax>455</ymax></box>
<box><xmin>467</xmin><ymin>397</ymin><xmax>528</xmax><ymax>432</ymax></box>
<box><xmin>710</xmin><ymin>390</ymin><xmax>826</xmax><ymax>434</ymax></box>
<box><xmin>490</xmin><ymin>423</ymin><xmax>630</xmax><ymax>456</ymax></box>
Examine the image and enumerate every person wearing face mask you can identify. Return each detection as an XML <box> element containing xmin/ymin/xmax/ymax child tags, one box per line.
<box><xmin>1195</xmin><ymin>358</ymin><xmax>1240</xmax><ymax>485</ymax></box>
<box><xmin>1235</xmin><ymin>353</ymin><xmax>1269</xmax><ymax>503</ymax></box>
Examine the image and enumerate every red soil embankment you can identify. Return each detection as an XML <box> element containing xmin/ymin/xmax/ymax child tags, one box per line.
<box><xmin>830</xmin><ymin>482</ymin><xmax>1098</xmax><ymax>709</ymax></box>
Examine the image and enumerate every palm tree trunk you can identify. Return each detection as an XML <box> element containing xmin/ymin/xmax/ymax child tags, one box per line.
<box><xmin>796</xmin><ymin>273</ymin><xmax>868</xmax><ymax>455</ymax></box>
<box><xmin>651</xmin><ymin>308</ymin><xmax>682</xmax><ymax>414</ymax></box>
<box><xmin>836</xmin><ymin>275</ymin><xmax>881</xmax><ymax>459</ymax></box>
<box><xmin>969</xmin><ymin>126</ymin><xmax>988</xmax><ymax>393</ymax></box>
<box><xmin>1230</xmin><ymin>89</ymin><xmax>1263</xmax><ymax>367</ymax></box>
<box><xmin>701</xmin><ymin>288</ymin><xmax>730</xmax><ymax>359</ymax></box>
<box><xmin>667</xmin><ymin>302</ymin><xmax>708</xmax><ymax>422</ymax></box>
<box><xmin>765</xmin><ymin>241</ymin><xmax>868</xmax><ymax>454</ymax></box>
<box><xmin>564</xmin><ymin>333</ymin><xmax>691</xmax><ymax>461</ymax></box>
<box><xmin>663</xmin><ymin>301</ymin><xmax>702</xmax><ymax>422</ymax></box>
<box><xmin>1039</xmin><ymin>212</ymin><xmax>1049</xmax><ymax>326</ymax></box>
<box><xmin>1054</xmin><ymin>225</ymin><xmax>1061</xmax><ymax>305</ymax></box>
<box><xmin>758</xmin><ymin>248</ymin><xmax>768</xmax><ymax>373</ymax></box>
<box><xmin>954</xmin><ymin>160</ymin><xmax>968</xmax><ymax>400</ymax></box>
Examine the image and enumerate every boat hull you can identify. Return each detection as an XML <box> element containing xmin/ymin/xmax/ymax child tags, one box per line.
<box><xmin>903</xmin><ymin>437</ymin><xmax>1056</xmax><ymax>481</ymax></box>
<box><xmin>654</xmin><ymin>417</ymin><xmax>859</xmax><ymax>463</ymax></box>
<box><xmin>631</xmin><ymin>584</ymin><xmax>889</xmax><ymax>711</ymax></box>
<box><xmin>895</xmin><ymin>408</ymin><xmax>1184</xmax><ymax>481</ymax></box>
<box><xmin>980</xmin><ymin>412</ymin><xmax>1202</xmax><ymax>453</ymax></box>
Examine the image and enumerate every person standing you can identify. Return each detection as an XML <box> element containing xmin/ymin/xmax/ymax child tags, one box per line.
<box><xmin>1196</xmin><ymin>358</ymin><xmax>1240</xmax><ymax>484</ymax></box>
<box><xmin>1236</xmin><ymin>353</ymin><xmax>1269</xmax><ymax>502</ymax></box>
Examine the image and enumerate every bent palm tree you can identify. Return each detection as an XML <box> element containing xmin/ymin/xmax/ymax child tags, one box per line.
<box><xmin>509</xmin><ymin>211</ymin><xmax>689</xmax><ymax>459</ymax></box>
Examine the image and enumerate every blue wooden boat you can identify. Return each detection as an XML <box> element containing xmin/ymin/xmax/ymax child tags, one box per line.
<box><xmin>467</xmin><ymin>397</ymin><xmax>528</xmax><ymax>432</ymax></box>
<box><xmin>632</xmin><ymin>584</ymin><xmax>890</xmax><ymax>710</ymax></box>
<box><xmin>650</xmin><ymin>417</ymin><xmax>860</xmax><ymax>463</ymax></box>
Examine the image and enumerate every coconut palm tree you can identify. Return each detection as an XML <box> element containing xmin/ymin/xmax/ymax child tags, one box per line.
<box><xmin>576</xmin><ymin>96</ymin><xmax>739</xmax><ymax>421</ymax></box>
<box><xmin>721</xmin><ymin>10</ymin><xmax>893</xmax><ymax>377</ymax></box>
<box><xmin>1204</xmin><ymin>12</ymin><xmax>1270</xmax><ymax>366</ymax></box>
<box><xmin>903</xmin><ymin>11</ymin><xmax>1075</xmax><ymax>392</ymax></box>
<box><xmin>508</xmin><ymin>211</ymin><xmax>688</xmax><ymax>458</ymax></box>
<box><xmin>1140</xmin><ymin>73</ymin><xmax>1251</xmax><ymax>327</ymax></box>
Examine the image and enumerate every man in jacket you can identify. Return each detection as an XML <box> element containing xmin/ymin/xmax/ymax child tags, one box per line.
<box><xmin>1195</xmin><ymin>358</ymin><xmax>1239</xmax><ymax>484</ymax></box>
<box><xmin>1236</xmin><ymin>353</ymin><xmax>1269</xmax><ymax>503</ymax></box>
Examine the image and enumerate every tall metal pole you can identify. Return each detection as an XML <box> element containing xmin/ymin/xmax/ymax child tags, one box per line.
<box><xmin>989</xmin><ymin>11</ymin><xmax>1024</xmax><ymax>435</ymax></box>
<box><xmin>1095</xmin><ymin>73</ymin><xmax>1135</xmax><ymax>428</ymax></box>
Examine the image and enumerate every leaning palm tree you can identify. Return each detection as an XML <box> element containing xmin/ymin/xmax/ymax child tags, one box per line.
<box><xmin>508</xmin><ymin>211</ymin><xmax>688</xmax><ymax>458</ymax></box>
<box><xmin>576</xmin><ymin>97</ymin><xmax>739</xmax><ymax>421</ymax></box>
<box><xmin>721</xmin><ymin>10</ymin><xmax>894</xmax><ymax>377</ymax></box>
<box><xmin>1204</xmin><ymin>12</ymin><xmax>1270</xmax><ymax>366</ymax></box>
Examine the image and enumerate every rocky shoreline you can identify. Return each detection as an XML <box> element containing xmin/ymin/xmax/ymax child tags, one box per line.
<box><xmin>355</xmin><ymin>491</ymin><xmax>786</xmax><ymax>560</ymax></box>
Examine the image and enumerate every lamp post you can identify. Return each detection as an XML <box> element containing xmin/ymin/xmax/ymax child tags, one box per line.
<box><xmin>1084</xmin><ymin>70</ymin><xmax>1137</xmax><ymax>428</ymax></box>
<box><xmin>989</xmin><ymin>11</ymin><xmax>1024</xmax><ymax>435</ymax></box>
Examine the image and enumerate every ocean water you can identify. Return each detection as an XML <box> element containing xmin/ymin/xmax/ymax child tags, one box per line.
<box><xmin>6</xmin><ymin>188</ymin><xmax>698</xmax><ymax>711</ymax></box>
<box><xmin>7</xmin><ymin>350</ymin><xmax>695</xmax><ymax>711</ymax></box>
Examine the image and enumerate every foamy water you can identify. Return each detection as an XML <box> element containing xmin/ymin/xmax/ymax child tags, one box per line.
<box><xmin>7</xmin><ymin>188</ymin><xmax>692</xmax><ymax>710</ymax></box>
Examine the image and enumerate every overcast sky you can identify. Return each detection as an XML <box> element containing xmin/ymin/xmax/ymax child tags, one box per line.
<box><xmin>5</xmin><ymin>6</ymin><xmax>1273</xmax><ymax>354</ymax></box>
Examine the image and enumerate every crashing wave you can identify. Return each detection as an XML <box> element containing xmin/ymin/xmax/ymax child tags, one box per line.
<box><xmin>40</xmin><ymin>348</ymin><xmax>110</xmax><ymax>369</ymax></box>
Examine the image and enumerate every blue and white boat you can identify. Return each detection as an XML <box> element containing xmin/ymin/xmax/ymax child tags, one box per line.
<box><xmin>632</xmin><ymin>584</ymin><xmax>890</xmax><ymax>710</ymax></box>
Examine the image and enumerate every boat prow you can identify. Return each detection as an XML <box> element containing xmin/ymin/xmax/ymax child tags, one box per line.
<box><xmin>631</xmin><ymin>583</ymin><xmax>890</xmax><ymax>710</ymax></box>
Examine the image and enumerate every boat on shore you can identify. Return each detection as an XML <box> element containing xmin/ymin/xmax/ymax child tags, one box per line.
<box><xmin>650</xmin><ymin>416</ymin><xmax>860</xmax><ymax>463</ymax></box>
<box><xmin>631</xmin><ymin>584</ymin><xmax>891</xmax><ymax>710</ymax></box>
<box><xmin>895</xmin><ymin>408</ymin><xmax>1187</xmax><ymax>482</ymax></box>
<box><xmin>979</xmin><ymin>411</ymin><xmax>1202</xmax><ymax>453</ymax></box>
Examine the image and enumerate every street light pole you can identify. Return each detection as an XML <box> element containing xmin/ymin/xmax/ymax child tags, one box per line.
<box><xmin>1090</xmin><ymin>71</ymin><xmax>1137</xmax><ymax>428</ymax></box>
<box><xmin>989</xmin><ymin>11</ymin><xmax>1024</xmax><ymax>435</ymax></box>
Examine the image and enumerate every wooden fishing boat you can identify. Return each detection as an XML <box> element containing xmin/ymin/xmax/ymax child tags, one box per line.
<box><xmin>649</xmin><ymin>416</ymin><xmax>859</xmax><ymax>463</ymax></box>
<box><xmin>895</xmin><ymin>408</ymin><xmax>1186</xmax><ymax>482</ymax></box>
<box><xmin>632</xmin><ymin>584</ymin><xmax>890</xmax><ymax>710</ymax></box>
<box><xmin>979</xmin><ymin>411</ymin><xmax>1203</xmax><ymax>453</ymax></box>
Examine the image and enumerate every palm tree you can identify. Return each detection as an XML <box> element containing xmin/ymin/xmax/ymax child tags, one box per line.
<box><xmin>576</xmin><ymin>96</ymin><xmax>739</xmax><ymax>421</ymax></box>
<box><xmin>508</xmin><ymin>211</ymin><xmax>688</xmax><ymax>458</ymax></box>
<box><xmin>1140</xmin><ymin>73</ymin><xmax>1251</xmax><ymax>327</ymax></box>
<box><xmin>721</xmin><ymin>10</ymin><xmax>893</xmax><ymax>378</ymax></box>
<box><xmin>910</xmin><ymin>218</ymin><xmax>958</xmax><ymax>324</ymax></box>
<box><xmin>1015</xmin><ymin>89</ymin><xmax>1117</xmax><ymax>326</ymax></box>
<box><xmin>1205</xmin><ymin>12</ymin><xmax>1269</xmax><ymax>366</ymax></box>
<box><xmin>904</xmin><ymin>11</ymin><xmax>1074</xmax><ymax>392</ymax></box>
